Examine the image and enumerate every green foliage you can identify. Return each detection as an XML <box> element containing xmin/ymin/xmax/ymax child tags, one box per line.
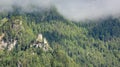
<box><xmin>0</xmin><ymin>9</ymin><xmax>120</xmax><ymax>67</ymax></box>
<box><xmin>90</xmin><ymin>17</ymin><xmax>120</xmax><ymax>41</ymax></box>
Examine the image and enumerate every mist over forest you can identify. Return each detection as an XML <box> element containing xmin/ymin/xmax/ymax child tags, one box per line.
<box><xmin>0</xmin><ymin>0</ymin><xmax>120</xmax><ymax>21</ymax></box>
<box><xmin>0</xmin><ymin>0</ymin><xmax>120</xmax><ymax>67</ymax></box>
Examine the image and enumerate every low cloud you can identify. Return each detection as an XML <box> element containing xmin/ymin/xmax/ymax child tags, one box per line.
<box><xmin>0</xmin><ymin>0</ymin><xmax>120</xmax><ymax>21</ymax></box>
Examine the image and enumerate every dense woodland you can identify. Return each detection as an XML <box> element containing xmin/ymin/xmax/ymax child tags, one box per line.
<box><xmin>0</xmin><ymin>7</ymin><xmax>120</xmax><ymax>67</ymax></box>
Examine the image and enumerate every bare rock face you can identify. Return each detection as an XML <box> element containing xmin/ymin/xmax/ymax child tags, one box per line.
<box><xmin>8</xmin><ymin>40</ymin><xmax>17</xmax><ymax>51</ymax></box>
<box><xmin>0</xmin><ymin>33</ymin><xmax>17</xmax><ymax>51</ymax></box>
<box><xmin>36</xmin><ymin>34</ymin><xmax>43</xmax><ymax>43</ymax></box>
<box><xmin>0</xmin><ymin>41</ymin><xmax>7</xmax><ymax>50</ymax></box>
<box><xmin>43</xmin><ymin>38</ymin><xmax>49</xmax><ymax>51</ymax></box>
<box><xmin>17</xmin><ymin>60</ymin><xmax>22</xmax><ymax>67</ymax></box>
<box><xmin>31</xmin><ymin>34</ymin><xmax>51</xmax><ymax>51</ymax></box>
<box><xmin>0</xmin><ymin>33</ymin><xmax>7</xmax><ymax>50</ymax></box>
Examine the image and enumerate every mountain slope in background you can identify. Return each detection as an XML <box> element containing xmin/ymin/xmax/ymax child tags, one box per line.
<box><xmin>0</xmin><ymin>7</ymin><xmax>120</xmax><ymax>67</ymax></box>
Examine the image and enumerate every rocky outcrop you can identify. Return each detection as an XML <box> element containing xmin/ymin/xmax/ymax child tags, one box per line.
<box><xmin>43</xmin><ymin>38</ymin><xmax>49</xmax><ymax>51</ymax></box>
<box><xmin>0</xmin><ymin>40</ymin><xmax>7</xmax><ymax>50</ymax></box>
<box><xmin>0</xmin><ymin>33</ymin><xmax>17</xmax><ymax>51</ymax></box>
<box><xmin>31</xmin><ymin>34</ymin><xmax>51</xmax><ymax>51</ymax></box>
<box><xmin>0</xmin><ymin>33</ymin><xmax>50</xmax><ymax>51</ymax></box>
<box><xmin>0</xmin><ymin>33</ymin><xmax>6</xmax><ymax>50</ymax></box>
<box><xmin>17</xmin><ymin>60</ymin><xmax>22</xmax><ymax>67</ymax></box>
<box><xmin>12</xmin><ymin>19</ymin><xmax>24</xmax><ymax>32</ymax></box>
<box><xmin>8</xmin><ymin>40</ymin><xmax>17</xmax><ymax>51</ymax></box>
<box><xmin>36</xmin><ymin>34</ymin><xmax>43</xmax><ymax>43</ymax></box>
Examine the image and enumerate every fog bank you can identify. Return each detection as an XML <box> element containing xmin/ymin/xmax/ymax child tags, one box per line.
<box><xmin>0</xmin><ymin>0</ymin><xmax>120</xmax><ymax>21</ymax></box>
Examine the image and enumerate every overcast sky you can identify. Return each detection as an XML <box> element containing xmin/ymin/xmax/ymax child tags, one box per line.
<box><xmin>0</xmin><ymin>0</ymin><xmax>120</xmax><ymax>21</ymax></box>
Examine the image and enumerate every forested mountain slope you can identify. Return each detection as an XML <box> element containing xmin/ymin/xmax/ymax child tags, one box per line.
<box><xmin>0</xmin><ymin>8</ymin><xmax>120</xmax><ymax>67</ymax></box>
